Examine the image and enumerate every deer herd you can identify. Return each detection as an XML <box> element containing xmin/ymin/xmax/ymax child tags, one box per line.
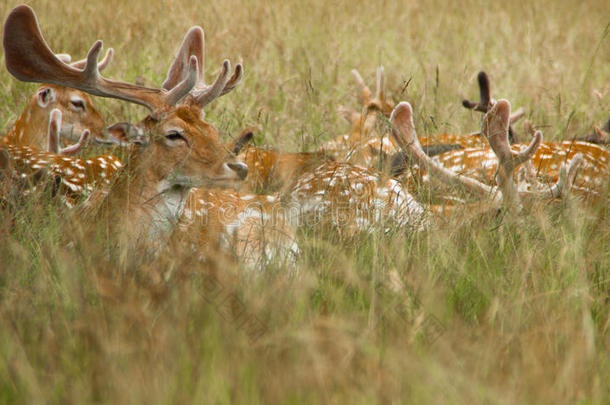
<box><xmin>1</xmin><ymin>5</ymin><xmax>608</xmax><ymax>267</ymax></box>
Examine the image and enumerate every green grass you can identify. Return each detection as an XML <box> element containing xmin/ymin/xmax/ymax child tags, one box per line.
<box><xmin>1</xmin><ymin>0</ymin><xmax>609</xmax><ymax>403</ymax></box>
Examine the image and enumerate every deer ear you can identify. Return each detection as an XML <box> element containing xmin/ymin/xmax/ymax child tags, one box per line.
<box><xmin>107</xmin><ymin>122</ymin><xmax>148</xmax><ymax>145</ymax></box>
<box><xmin>230</xmin><ymin>129</ymin><xmax>255</xmax><ymax>155</ymax></box>
<box><xmin>36</xmin><ymin>87</ymin><xmax>56</xmax><ymax>108</ymax></box>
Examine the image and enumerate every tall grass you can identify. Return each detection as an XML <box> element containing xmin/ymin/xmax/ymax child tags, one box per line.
<box><xmin>0</xmin><ymin>0</ymin><xmax>608</xmax><ymax>403</ymax></box>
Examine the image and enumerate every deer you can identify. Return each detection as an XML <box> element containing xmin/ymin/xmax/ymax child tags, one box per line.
<box><xmin>180</xmin><ymin>187</ymin><xmax>300</xmax><ymax>266</ymax></box>
<box><xmin>579</xmin><ymin>117</ymin><xmax>610</xmax><ymax>145</ymax></box>
<box><xmin>391</xmin><ymin>71</ymin><xmax>607</xmax><ymax>202</ymax></box>
<box><xmin>321</xmin><ymin>67</ymin><xmax>395</xmax><ymax>156</ymax></box>
<box><xmin>180</xmin><ymin>96</ymin><xmax>583</xmax><ymax>266</ymax></box>
<box><xmin>2</xmin><ymin>49</ymin><xmax>115</xmax><ymax>152</ymax></box>
<box><xmin>1</xmin><ymin>108</ymin><xmax>121</xmax><ymax>207</ymax></box>
<box><xmin>237</xmin><ymin>145</ymin><xmax>334</xmax><ymax>192</ymax></box>
<box><xmin>389</xmin><ymin>98</ymin><xmax>584</xmax><ymax>213</ymax></box>
<box><xmin>185</xmin><ymin>91</ymin><xmax>585</xmax><ymax>264</ymax></box>
<box><xmin>284</xmin><ymin>97</ymin><xmax>580</xmax><ymax>239</ymax></box>
<box><xmin>3</xmin><ymin>5</ymin><xmax>248</xmax><ymax>250</ymax></box>
<box><xmin>423</xmin><ymin>138</ymin><xmax>608</xmax><ymax>202</ymax></box>
<box><xmin>320</xmin><ymin>67</ymin><xmax>526</xmax><ymax>173</ymax></box>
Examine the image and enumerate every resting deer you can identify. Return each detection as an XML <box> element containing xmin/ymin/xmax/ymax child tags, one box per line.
<box><xmin>579</xmin><ymin>117</ymin><xmax>610</xmax><ymax>145</ymax></box>
<box><xmin>0</xmin><ymin>108</ymin><xmax>119</xmax><ymax>207</ymax></box>
<box><xmin>424</xmin><ymin>138</ymin><xmax>608</xmax><ymax>202</ymax></box>
<box><xmin>389</xmin><ymin>99</ymin><xmax>583</xmax><ymax>212</ymax></box>
<box><xmin>321</xmin><ymin>67</ymin><xmax>395</xmax><ymax>156</ymax></box>
<box><xmin>237</xmin><ymin>145</ymin><xmax>334</xmax><ymax>192</ymax></box>
<box><xmin>321</xmin><ymin>67</ymin><xmax>525</xmax><ymax>171</ymax></box>
<box><xmin>285</xmin><ymin>97</ymin><xmax>578</xmax><ymax>239</ymax></box>
<box><xmin>2</xmin><ymin>50</ymin><xmax>114</xmax><ymax>151</ymax></box>
<box><xmin>4</xmin><ymin>5</ymin><xmax>247</xmax><ymax>249</ymax></box>
<box><xmin>181</xmin><ymin>188</ymin><xmax>300</xmax><ymax>266</ymax></box>
<box><xmin>182</xmin><ymin>98</ymin><xmax>582</xmax><ymax>265</ymax></box>
<box><xmin>392</xmin><ymin>71</ymin><xmax>607</xmax><ymax>202</ymax></box>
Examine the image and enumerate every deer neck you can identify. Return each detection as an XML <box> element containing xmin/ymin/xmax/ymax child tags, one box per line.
<box><xmin>98</xmin><ymin>151</ymin><xmax>192</xmax><ymax>249</ymax></box>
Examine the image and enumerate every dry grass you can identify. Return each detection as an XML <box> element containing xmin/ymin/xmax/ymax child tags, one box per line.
<box><xmin>0</xmin><ymin>0</ymin><xmax>609</xmax><ymax>404</ymax></box>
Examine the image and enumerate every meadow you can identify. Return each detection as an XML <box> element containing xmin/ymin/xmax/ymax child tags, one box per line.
<box><xmin>0</xmin><ymin>0</ymin><xmax>609</xmax><ymax>403</ymax></box>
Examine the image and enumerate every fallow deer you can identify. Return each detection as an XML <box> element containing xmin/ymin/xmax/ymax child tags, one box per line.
<box><xmin>182</xmin><ymin>99</ymin><xmax>582</xmax><ymax>265</ymax></box>
<box><xmin>321</xmin><ymin>67</ymin><xmax>525</xmax><ymax>172</ymax></box>
<box><xmin>321</xmin><ymin>67</ymin><xmax>395</xmax><ymax>156</ymax></box>
<box><xmin>427</xmin><ymin>138</ymin><xmax>608</xmax><ymax>201</ymax></box>
<box><xmin>181</xmin><ymin>188</ymin><xmax>299</xmax><ymax>266</ymax></box>
<box><xmin>237</xmin><ymin>145</ymin><xmax>334</xmax><ymax>192</ymax></box>
<box><xmin>392</xmin><ymin>71</ymin><xmax>606</xmax><ymax>202</ymax></box>
<box><xmin>389</xmin><ymin>99</ymin><xmax>583</xmax><ymax>212</ymax></box>
<box><xmin>284</xmin><ymin>97</ymin><xmax>578</xmax><ymax>238</ymax></box>
<box><xmin>2</xmin><ymin>49</ymin><xmax>114</xmax><ymax>151</ymax></box>
<box><xmin>1</xmin><ymin>109</ymin><xmax>121</xmax><ymax>207</ymax></box>
<box><xmin>579</xmin><ymin>117</ymin><xmax>610</xmax><ymax>145</ymax></box>
<box><xmin>3</xmin><ymin>5</ymin><xmax>247</xmax><ymax>249</ymax></box>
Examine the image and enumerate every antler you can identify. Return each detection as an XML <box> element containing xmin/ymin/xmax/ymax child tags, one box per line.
<box><xmin>462</xmin><ymin>71</ymin><xmax>523</xmax><ymax>142</ymax></box>
<box><xmin>3</xmin><ymin>5</ymin><xmax>198</xmax><ymax>112</ymax></box>
<box><xmin>579</xmin><ymin>117</ymin><xmax>610</xmax><ymax>144</ymax></box>
<box><xmin>351</xmin><ymin>66</ymin><xmax>393</xmax><ymax>115</ymax></box>
<box><xmin>390</xmin><ymin>100</ymin><xmax>578</xmax><ymax>211</ymax></box>
<box><xmin>480</xmin><ymin>100</ymin><xmax>541</xmax><ymax>207</ymax></box>
<box><xmin>229</xmin><ymin>129</ymin><xmax>254</xmax><ymax>155</ymax></box>
<box><xmin>163</xmin><ymin>25</ymin><xmax>243</xmax><ymax>109</ymax></box>
<box><xmin>47</xmin><ymin>109</ymin><xmax>90</xmax><ymax>155</ymax></box>
<box><xmin>389</xmin><ymin>102</ymin><xmax>496</xmax><ymax>201</ymax></box>
<box><xmin>56</xmin><ymin>48</ymin><xmax>115</xmax><ymax>71</ymax></box>
<box><xmin>462</xmin><ymin>71</ymin><xmax>492</xmax><ymax>112</ymax></box>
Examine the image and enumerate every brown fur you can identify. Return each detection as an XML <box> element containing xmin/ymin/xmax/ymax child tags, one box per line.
<box><xmin>238</xmin><ymin>145</ymin><xmax>334</xmax><ymax>192</ymax></box>
<box><xmin>3</xmin><ymin>84</ymin><xmax>104</xmax><ymax>150</ymax></box>
<box><xmin>80</xmin><ymin>105</ymin><xmax>247</xmax><ymax>249</ymax></box>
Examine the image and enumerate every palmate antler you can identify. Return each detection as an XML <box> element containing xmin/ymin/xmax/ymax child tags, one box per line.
<box><xmin>390</xmin><ymin>100</ymin><xmax>583</xmax><ymax>211</ymax></box>
<box><xmin>4</xmin><ymin>5</ymin><xmax>195</xmax><ymax>111</ymax></box>
<box><xmin>56</xmin><ymin>48</ymin><xmax>114</xmax><ymax>71</ymax></box>
<box><xmin>462</xmin><ymin>71</ymin><xmax>524</xmax><ymax>142</ymax></box>
<box><xmin>47</xmin><ymin>109</ymin><xmax>90</xmax><ymax>155</ymax></box>
<box><xmin>162</xmin><ymin>26</ymin><xmax>243</xmax><ymax>109</ymax></box>
<box><xmin>3</xmin><ymin>5</ymin><xmax>242</xmax><ymax>115</ymax></box>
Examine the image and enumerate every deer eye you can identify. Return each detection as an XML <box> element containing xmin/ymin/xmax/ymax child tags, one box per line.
<box><xmin>165</xmin><ymin>130</ymin><xmax>189</xmax><ymax>146</ymax></box>
<box><xmin>70</xmin><ymin>98</ymin><xmax>86</xmax><ymax>112</ymax></box>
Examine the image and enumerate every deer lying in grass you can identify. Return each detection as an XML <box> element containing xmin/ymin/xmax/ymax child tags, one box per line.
<box><xmin>580</xmin><ymin>117</ymin><xmax>610</xmax><ymax>145</ymax></box>
<box><xmin>321</xmin><ymin>68</ymin><xmax>525</xmax><ymax>172</ymax></box>
<box><xmin>237</xmin><ymin>145</ymin><xmax>334</xmax><ymax>192</ymax></box>
<box><xmin>176</xmin><ymin>92</ymin><xmax>583</xmax><ymax>266</ymax></box>
<box><xmin>428</xmin><ymin>140</ymin><xmax>608</xmax><ymax>201</ymax></box>
<box><xmin>321</xmin><ymin>67</ymin><xmax>395</xmax><ymax>156</ymax></box>
<box><xmin>182</xmin><ymin>97</ymin><xmax>583</xmax><ymax>266</ymax></box>
<box><xmin>4</xmin><ymin>5</ymin><xmax>248</xmax><ymax>249</ymax></box>
<box><xmin>390</xmin><ymin>99</ymin><xmax>583</xmax><ymax>212</ymax></box>
<box><xmin>181</xmin><ymin>188</ymin><xmax>300</xmax><ymax>266</ymax></box>
<box><xmin>2</xmin><ymin>49</ymin><xmax>115</xmax><ymax>152</ymax></box>
<box><xmin>0</xmin><ymin>109</ymin><xmax>119</xmax><ymax>207</ymax></box>
<box><xmin>392</xmin><ymin>71</ymin><xmax>606</xmax><ymax>202</ymax></box>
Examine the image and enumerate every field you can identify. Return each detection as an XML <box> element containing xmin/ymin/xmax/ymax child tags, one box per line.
<box><xmin>0</xmin><ymin>0</ymin><xmax>609</xmax><ymax>403</ymax></box>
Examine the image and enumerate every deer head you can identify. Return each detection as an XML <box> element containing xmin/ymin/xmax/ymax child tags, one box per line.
<box><xmin>3</xmin><ymin>5</ymin><xmax>248</xmax><ymax>245</ymax></box>
<box><xmin>3</xmin><ymin>48</ymin><xmax>113</xmax><ymax>150</ymax></box>
<box><xmin>4</xmin><ymin>5</ymin><xmax>247</xmax><ymax>187</ymax></box>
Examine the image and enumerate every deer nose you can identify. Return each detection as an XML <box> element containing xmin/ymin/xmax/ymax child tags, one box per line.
<box><xmin>227</xmin><ymin>162</ymin><xmax>248</xmax><ymax>180</ymax></box>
